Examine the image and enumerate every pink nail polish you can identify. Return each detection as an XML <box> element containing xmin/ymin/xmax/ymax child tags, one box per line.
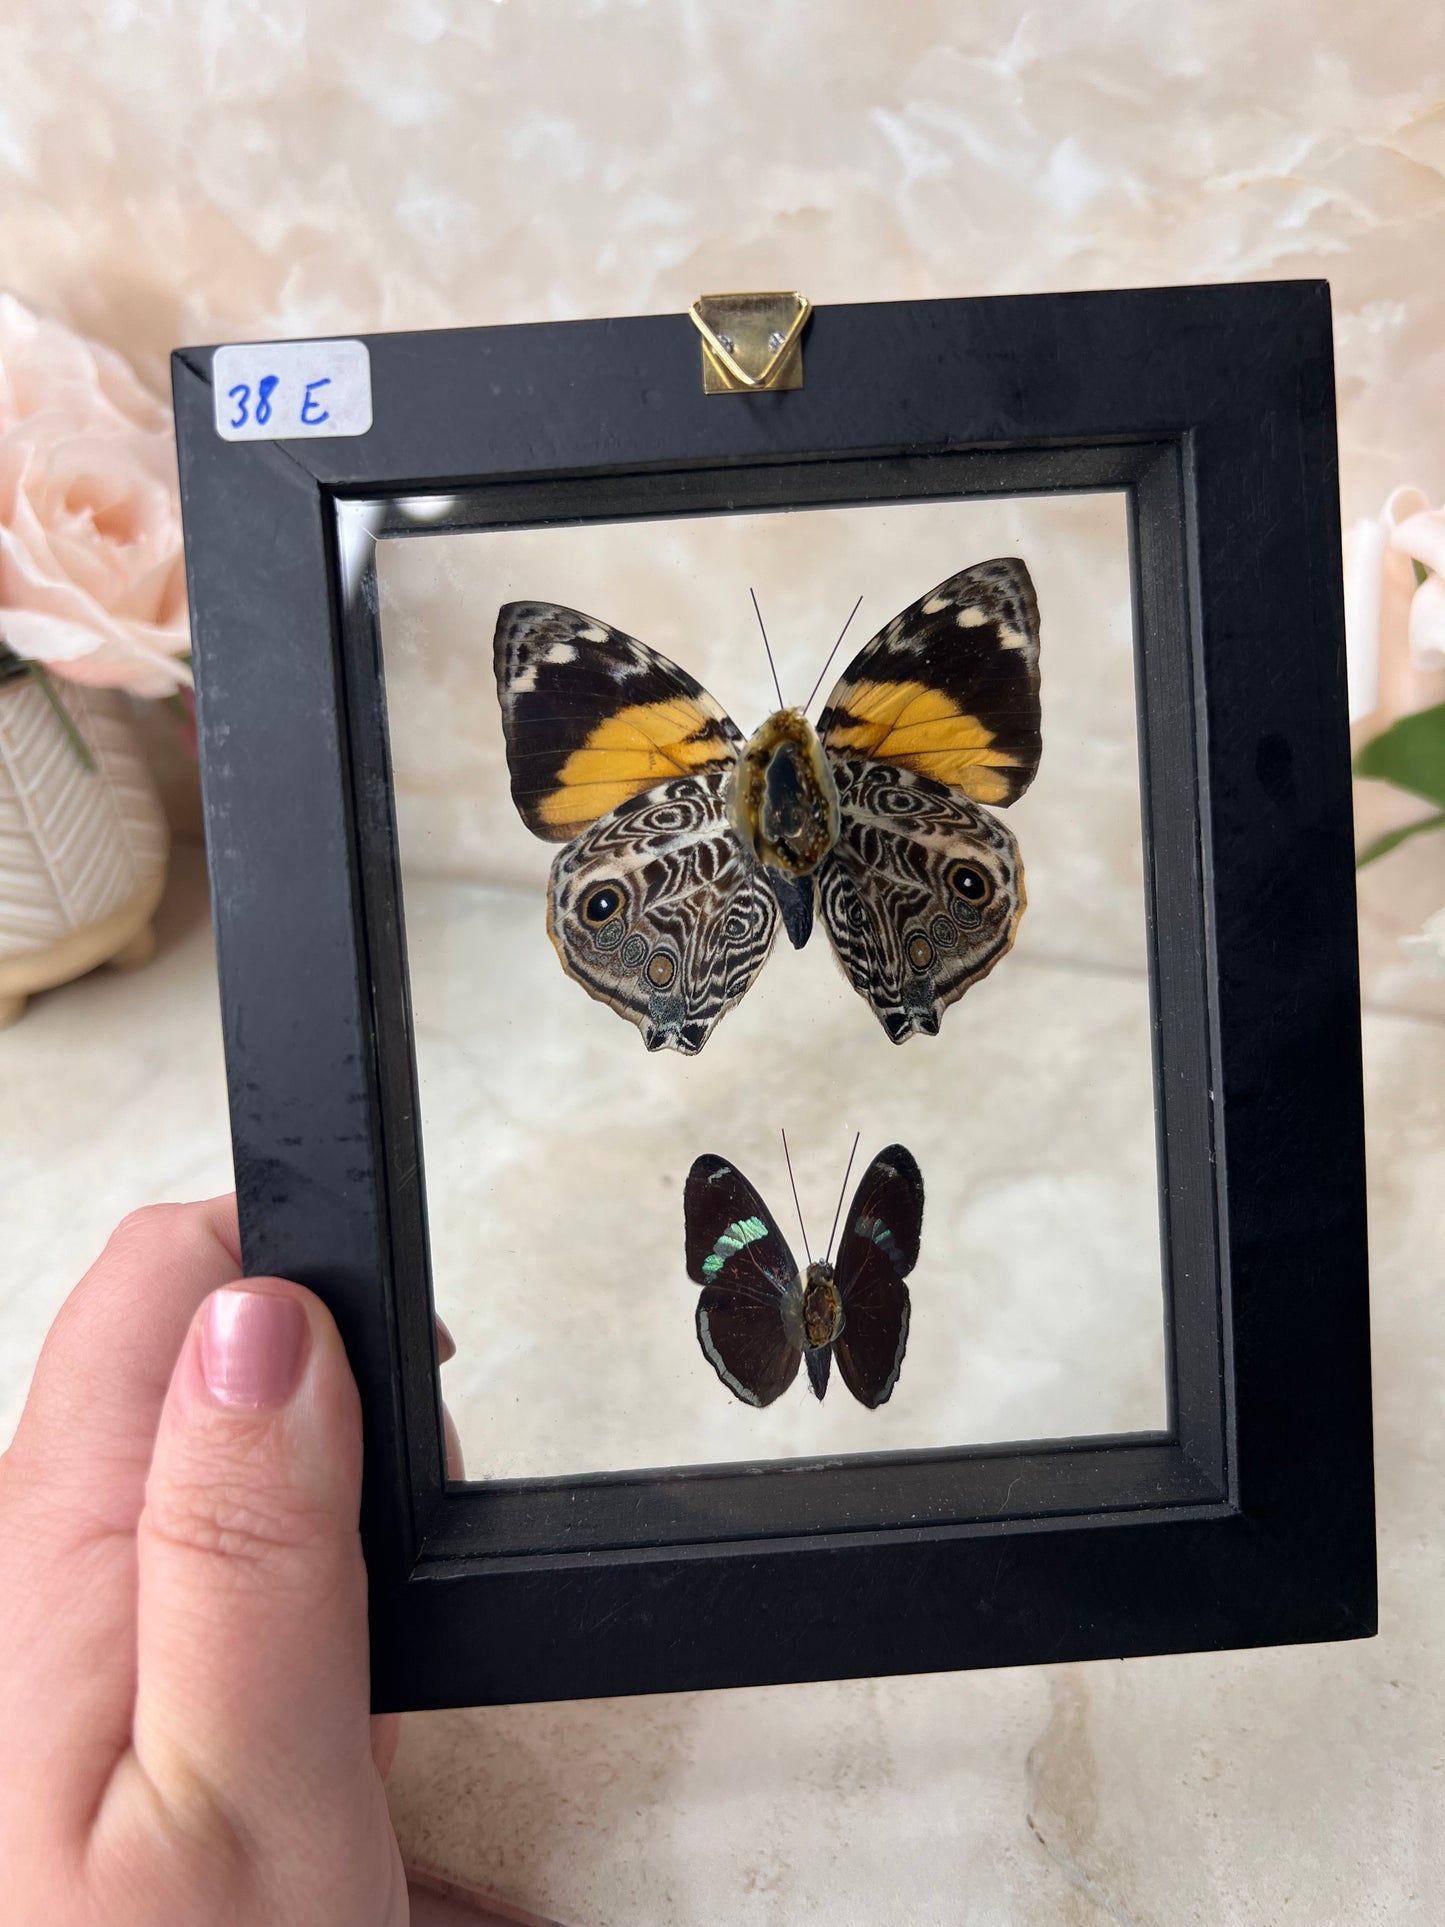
<box><xmin>200</xmin><ymin>1289</ymin><xmax>307</xmax><ymax>1409</ymax></box>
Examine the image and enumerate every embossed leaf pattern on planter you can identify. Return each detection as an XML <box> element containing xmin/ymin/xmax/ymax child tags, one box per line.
<box><xmin>0</xmin><ymin>681</ymin><xmax>168</xmax><ymax>959</ymax></box>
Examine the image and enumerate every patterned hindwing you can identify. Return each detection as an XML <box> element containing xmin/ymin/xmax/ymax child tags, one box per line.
<box><xmin>817</xmin><ymin>760</ymin><xmax>1025</xmax><ymax>1044</ymax></box>
<box><xmin>494</xmin><ymin>601</ymin><xmax>744</xmax><ymax>842</ymax></box>
<box><xmin>684</xmin><ymin>1154</ymin><xmax>804</xmax><ymax>1408</ymax></box>
<box><xmin>832</xmin><ymin>1144</ymin><xmax>923</xmax><ymax>1409</ymax></box>
<box><xmin>547</xmin><ymin>770</ymin><xmax>779</xmax><ymax>1055</ymax></box>
<box><xmin>817</xmin><ymin>559</ymin><xmax>1041</xmax><ymax>808</ymax></box>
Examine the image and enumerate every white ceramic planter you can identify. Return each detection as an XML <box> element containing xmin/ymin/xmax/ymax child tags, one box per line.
<box><xmin>0</xmin><ymin>675</ymin><xmax>169</xmax><ymax>1026</ymax></box>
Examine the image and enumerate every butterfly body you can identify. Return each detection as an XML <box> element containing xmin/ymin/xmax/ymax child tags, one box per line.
<box><xmin>730</xmin><ymin>707</ymin><xmax>841</xmax><ymax>881</ymax></box>
<box><xmin>799</xmin><ymin>1261</ymin><xmax>844</xmax><ymax>1400</ymax></box>
<box><xmin>495</xmin><ymin>559</ymin><xmax>1041</xmax><ymax>1052</ymax></box>
<box><xmin>684</xmin><ymin>1145</ymin><xmax>925</xmax><ymax>1409</ymax></box>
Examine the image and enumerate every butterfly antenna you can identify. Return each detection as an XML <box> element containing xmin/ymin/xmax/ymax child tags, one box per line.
<box><xmin>780</xmin><ymin>1127</ymin><xmax>813</xmax><ymax>1265</ymax></box>
<box><xmin>824</xmin><ymin>1131</ymin><xmax>862</xmax><ymax>1265</ymax></box>
<box><xmin>804</xmin><ymin>594</ymin><xmax>864</xmax><ymax>715</ymax></box>
<box><xmin>750</xmin><ymin>587</ymin><xmax>786</xmax><ymax>711</ymax></box>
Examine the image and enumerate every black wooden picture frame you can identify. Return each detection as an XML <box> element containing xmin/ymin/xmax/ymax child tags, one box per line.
<box><xmin>172</xmin><ymin>281</ymin><xmax>1374</xmax><ymax>1712</ymax></box>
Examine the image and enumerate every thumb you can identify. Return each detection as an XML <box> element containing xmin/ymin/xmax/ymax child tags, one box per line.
<box><xmin>128</xmin><ymin>1280</ymin><xmax>380</xmax><ymax>1857</ymax></box>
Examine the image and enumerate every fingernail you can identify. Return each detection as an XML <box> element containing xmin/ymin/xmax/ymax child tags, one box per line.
<box><xmin>435</xmin><ymin>1314</ymin><xmax>456</xmax><ymax>1364</ymax></box>
<box><xmin>200</xmin><ymin>1288</ymin><xmax>308</xmax><ymax>1410</ymax></box>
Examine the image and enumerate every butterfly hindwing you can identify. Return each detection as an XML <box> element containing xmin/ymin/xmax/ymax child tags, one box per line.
<box><xmin>815</xmin><ymin>760</ymin><xmax>1025</xmax><ymax>1043</ymax></box>
<box><xmin>817</xmin><ymin>559</ymin><xmax>1041</xmax><ymax>809</ymax></box>
<box><xmin>833</xmin><ymin>1144</ymin><xmax>924</xmax><ymax>1408</ymax></box>
<box><xmin>494</xmin><ymin>601</ymin><xmax>743</xmax><ymax>842</ymax></box>
<box><xmin>548</xmin><ymin>770</ymin><xmax>779</xmax><ymax>1055</ymax></box>
<box><xmin>684</xmin><ymin>1154</ymin><xmax>804</xmax><ymax>1407</ymax></box>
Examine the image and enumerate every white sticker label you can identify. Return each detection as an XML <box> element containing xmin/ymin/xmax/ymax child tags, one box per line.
<box><xmin>212</xmin><ymin>338</ymin><xmax>372</xmax><ymax>441</ymax></box>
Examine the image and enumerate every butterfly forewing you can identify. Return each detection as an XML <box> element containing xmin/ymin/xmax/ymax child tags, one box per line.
<box><xmin>685</xmin><ymin>1154</ymin><xmax>804</xmax><ymax>1407</ymax></box>
<box><xmin>832</xmin><ymin>1144</ymin><xmax>924</xmax><ymax>1408</ymax></box>
<box><xmin>817</xmin><ymin>559</ymin><xmax>1042</xmax><ymax>809</ymax></box>
<box><xmin>494</xmin><ymin>602</ymin><xmax>744</xmax><ymax>842</ymax></box>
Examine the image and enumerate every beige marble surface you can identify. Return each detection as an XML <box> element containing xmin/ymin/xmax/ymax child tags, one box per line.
<box><xmin>3</xmin><ymin>0</ymin><xmax>1445</xmax><ymax>1919</ymax></box>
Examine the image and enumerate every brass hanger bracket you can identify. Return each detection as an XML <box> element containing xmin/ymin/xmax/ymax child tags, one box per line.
<box><xmin>689</xmin><ymin>291</ymin><xmax>811</xmax><ymax>394</ymax></box>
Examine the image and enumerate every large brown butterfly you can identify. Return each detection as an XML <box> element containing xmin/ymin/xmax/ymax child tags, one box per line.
<box><xmin>493</xmin><ymin>559</ymin><xmax>1042</xmax><ymax>1053</ymax></box>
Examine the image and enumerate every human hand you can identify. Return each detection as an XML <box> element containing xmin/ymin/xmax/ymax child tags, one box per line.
<box><xmin>0</xmin><ymin>1195</ymin><xmax>458</xmax><ymax>1926</ymax></box>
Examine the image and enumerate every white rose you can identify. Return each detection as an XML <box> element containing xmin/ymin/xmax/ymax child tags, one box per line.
<box><xmin>1401</xmin><ymin>905</ymin><xmax>1445</xmax><ymax>979</ymax></box>
<box><xmin>1343</xmin><ymin>484</ymin><xmax>1445</xmax><ymax>728</ymax></box>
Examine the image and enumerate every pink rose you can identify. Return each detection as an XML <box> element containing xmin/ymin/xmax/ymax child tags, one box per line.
<box><xmin>1344</xmin><ymin>485</ymin><xmax>1445</xmax><ymax>730</ymax></box>
<box><xmin>0</xmin><ymin>293</ymin><xmax>190</xmax><ymax>697</ymax></box>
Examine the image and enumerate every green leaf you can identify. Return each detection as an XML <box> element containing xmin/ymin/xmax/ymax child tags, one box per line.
<box><xmin>25</xmin><ymin>662</ymin><xmax>98</xmax><ymax>775</ymax></box>
<box><xmin>1356</xmin><ymin>810</ymin><xmax>1445</xmax><ymax>867</ymax></box>
<box><xmin>1413</xmin><ymin>557</ymin><xmax>1429</xmax><ymax>589</ymax></box>
<box><xmin>1353</xmin><ymin>701</ymin><xmax>1445</xmax><ymax>809</ymax></box>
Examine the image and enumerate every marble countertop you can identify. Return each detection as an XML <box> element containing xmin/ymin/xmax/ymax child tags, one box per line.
<box><xmin>2</xmin><ymin>843</ymin><xmax>1441</xmax><ymax>1925</ymax></box>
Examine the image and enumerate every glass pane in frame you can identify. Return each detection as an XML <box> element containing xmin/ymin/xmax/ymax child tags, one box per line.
<box><xmin>373</xmin><ymin>491</ymin><xmax>1167</xmax><ymax>1481</ymax></box>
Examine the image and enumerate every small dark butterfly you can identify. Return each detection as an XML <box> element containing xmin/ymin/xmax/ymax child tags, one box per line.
<box><xmin>683</xmin><ymin>1140</ymin><xmax>925</xmax><ymax>1408</ymax></box>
